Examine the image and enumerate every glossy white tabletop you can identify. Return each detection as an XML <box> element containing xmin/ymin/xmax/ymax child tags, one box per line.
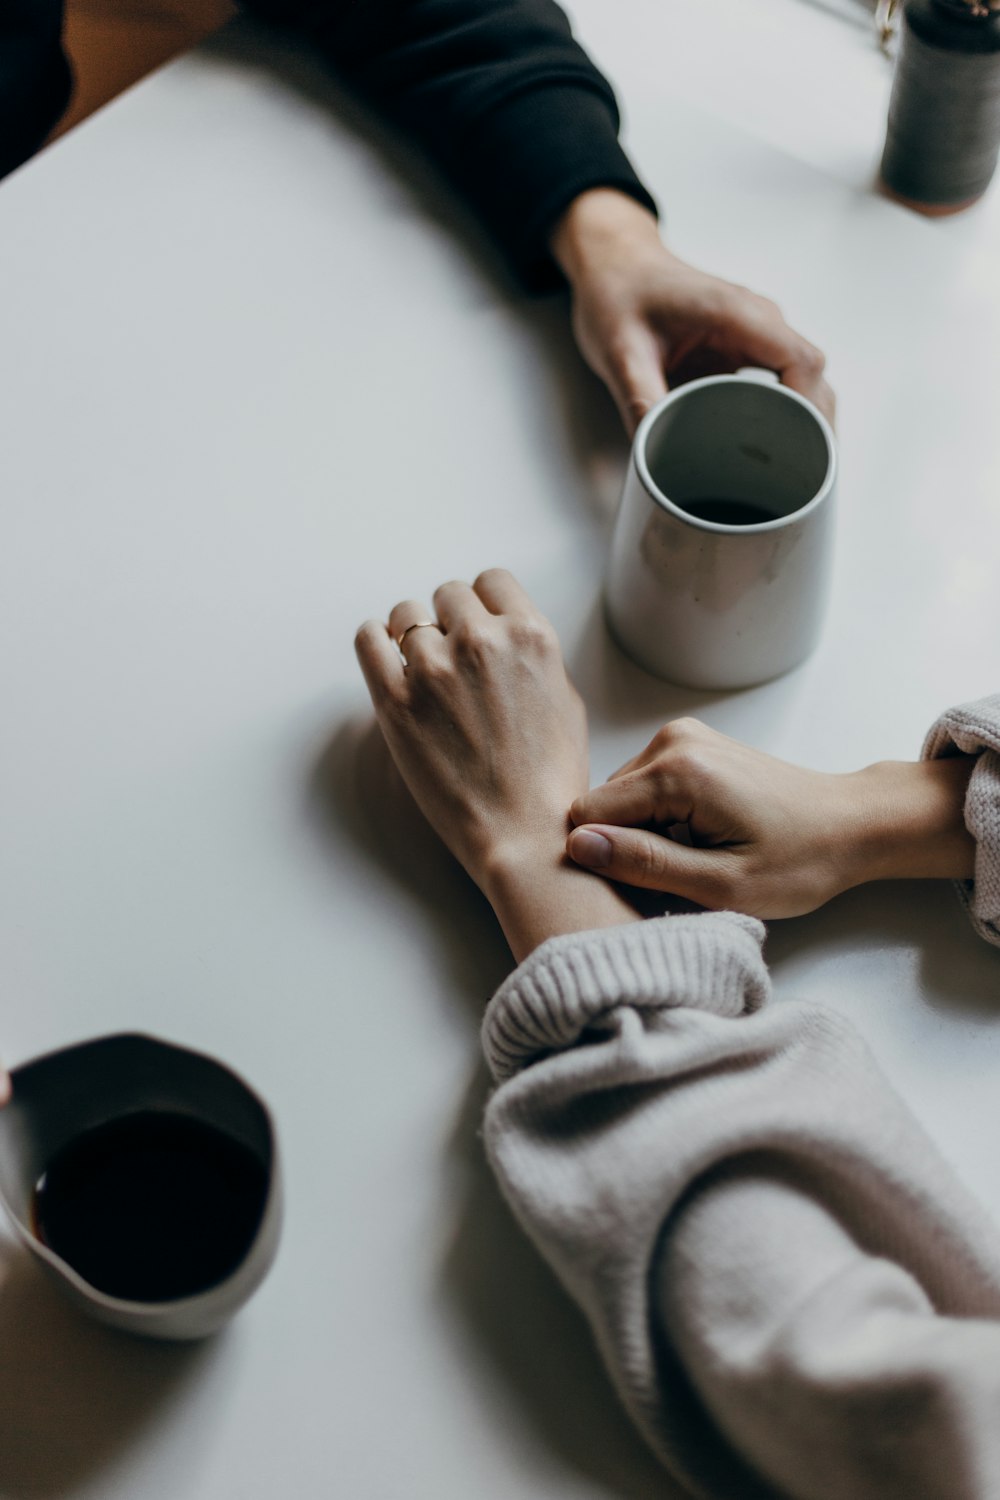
<box><xmin>1</xmin><ymin>2</ymin><xmax>999</xmax><ymax>1495</ymax></box>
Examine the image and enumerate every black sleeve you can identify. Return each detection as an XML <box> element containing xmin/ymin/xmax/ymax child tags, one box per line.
<box><xmin>0</xmin><ymin>0</ymin><xmax>73</xmax><ymax>179</ymax></box>
<box><xmin>238</xmin><ymin>0</ymin><xmax>658</xmax><ymax>289</ymax></box>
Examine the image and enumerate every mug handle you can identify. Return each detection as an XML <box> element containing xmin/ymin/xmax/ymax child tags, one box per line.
<box><xmin>736</xmin><ymin>366</ymin><xmax>781</xmax><ymax>384</ymax></box>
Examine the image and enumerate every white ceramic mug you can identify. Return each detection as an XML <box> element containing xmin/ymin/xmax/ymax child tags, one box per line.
<box><xmin>0</xmin><ymin>1033</ymin><xmax>282</xmax><ymax>1341</ymax></box>
<box><xmin>605</xmin><ymin>370</ymin><xmax>838</xmax><ymax>690</ymax></box>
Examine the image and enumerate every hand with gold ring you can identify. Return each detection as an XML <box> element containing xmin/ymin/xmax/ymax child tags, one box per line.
<box><xmin>395</xmin><ymin>619</ymin><xmax>439</xmax><ymax>658</ymax></box>
<box><xmin>355</xmin><ymin>570</ymin><xmax>638</xmax><ymax>960</ymax></box>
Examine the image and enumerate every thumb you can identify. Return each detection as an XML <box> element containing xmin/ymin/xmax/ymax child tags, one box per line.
<box><xmin>0</xmin><ymin>1066</ymin><xmax>9</xmax><ymax>1108</ymax></box>
<box><xmin>567</xmin><ymin>823</ymin><xmax>733</xmax><ymax>907</ymax></box>
<box><xmin>605</xmin><ymin>326</ymin><xmax>668</xmax><ymax>435</ymax></box>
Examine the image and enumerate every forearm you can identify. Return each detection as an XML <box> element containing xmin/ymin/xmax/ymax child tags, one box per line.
<box><xmin>483</xmin><ymin>915</ymin><xmax>1000</xmax><ymax>1496</ymax></box>
<box><xmin>242</xmin><ymin>0</ymin><xmax>655</xmax><ymax>287</ymax></box>
<box><xmin>662</xmin><ymin>1167</ymin><xmax>1000</xmax><ymax>1500</ymax></box>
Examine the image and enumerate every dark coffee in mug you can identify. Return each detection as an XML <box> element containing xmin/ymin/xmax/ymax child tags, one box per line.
<box><xmin>679</xmin><ymin>497</ymin><xmax>777</xmax><ymax>526</ymax></box>
<box><xmin>32</xmin><ymin>1110</ymin><xmax>269</xmax><ymax>1302</ymax></box>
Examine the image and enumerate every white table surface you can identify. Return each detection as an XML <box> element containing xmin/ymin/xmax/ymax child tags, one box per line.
<box><xmin>1</xmin><ymin>2</ymin><xmax>999</xmax><ymax>1495</ymax></box>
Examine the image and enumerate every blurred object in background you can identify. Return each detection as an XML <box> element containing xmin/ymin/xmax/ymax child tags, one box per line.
<box><xmin>1</xmin><ymin>0</ymin><xmax>234</xmax><ymax>177</ymax></box>
<box><xmin>876</xmin><ymin>0</ymin><xmax>902</xmax><ymax>50</ymax></box>
<box><xmin>54</xmin><ymin>0</ymin><xmax>235</xmax><ymax>140</ymax></box>
<box><xmin>880</xmin><ymin>0</ymin><xmax>1000</xmax><ymax>213</ymax></box>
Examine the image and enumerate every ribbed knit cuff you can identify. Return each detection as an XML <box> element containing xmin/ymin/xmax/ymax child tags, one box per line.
<box><xmin>444</xmin><ymin>81</ymin><xmax>658</xmax><ymax>292</ymax></box>
<box><xmin>923</xmin><ymin>693</ymin><xmax>1000</xmax><ymax>947</ymax></box>
<box><xmin>482</xmin><ymin>912</ymin><xmax>769</xmax><ymax>1083</ymax></box>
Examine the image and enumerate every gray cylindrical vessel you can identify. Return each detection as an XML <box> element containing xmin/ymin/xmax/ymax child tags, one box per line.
<box><xmin>880</xmin><ymin>0</ymin><xmax>1000</xmax><ymax>212</ymax></box>
<box><xmin>604</xmin><ymin>373</ymin><xmax>837</xmax><ymax>692</ymax></box>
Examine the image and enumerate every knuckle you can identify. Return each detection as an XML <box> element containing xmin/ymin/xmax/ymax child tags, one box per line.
<box><xmin>653</xmin><ymin>716</ymin><xmax>702</xmax><ymax>752</ymax></box>
<box><xmin>605</xmin><ymin>330</ymin><xmax>636</xmax><ymax>372</ymax></box>
<box><xmin>669</xmin><ymin>716</ymin><xmax>702</xmax><ymax>741</ymax></box>
<box><xmin>512</xmin><ymin>615</ymin><xmax>556</xmax><ymax>653</ymax></box>
<box><xmin>454</xmin><ymin>624</ymin><xmax>494</xmax><ymax>661</ymax></box>
<box><xmin>411</xmin><ymin>653</ymin><xmax>450</xmax><ymax>689</ymax></box>
<box><xmin>669</xmin><ymin>746</ymin><xmax>706</xmax><ymax>784</ymax></box>
<box><xmin>800</xmin><ymin>340</ymin><xmax>826</xmax><ymax>375</ymax></box>
<box><xmin>633</xmin><ymin>833</ymin><xmax>669</xmax><ymax>880</ymax></box>
<box><xmin>474</xmin><ymin>566</ymin><xmax>508</xmax><ymax>591</ymax></box>
<box><xmin>711</xmin><ymin>285</ymin><xmax>745</xmax><ymax>321</ymax></box>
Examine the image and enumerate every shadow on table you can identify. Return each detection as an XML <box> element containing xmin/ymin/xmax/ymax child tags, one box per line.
<box><xmin>198</xmin><ymin>19</ymin><xmax>628</xmax><ymax>529</ymax></box>
<box><xmin>567</xmin><ymin>590</ymin><xmax>731</xmax><ymax>734</ymax></box>
<box><xmin>765</xmin><ymin>877</ymin><xmax>1000</xmax><ymax>1018</ymax></box>
<box><xmin>308</xmin><ymin>713</ymin><xmax>513</xmax><ymax>1014</ymax></box>
<box><xmin>309</xmin><ymin>718</ymin><xmax>687</xmax><ymax>1496</ymax></box>
<box><xmin>0</xmin><ymin>1241</ymin><xmax>219</xmax><ymax>1498</ymax></box>
<box><xmin>439</xmin><ymin>1068</ymin><xmax>690</xmax><ymax>1499</ymax></box>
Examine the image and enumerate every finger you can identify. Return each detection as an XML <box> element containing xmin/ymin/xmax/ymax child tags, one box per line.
<box><xmin>567</xmin><ymin>824</ymin><xmax>735</xmax><ymax>907</ymax></box>
<box><xmin>387</xmin><ymin>599</ymin><xmax>444</xmax><ymax>660</ymax></box>
<box><xmin>570</xmin><ymin>768</ymin><xmax>690</xmax><ymax>829</ymax></box>
<box><xmin>605</xmin><ymin>324</ymin><xmax>668</xmax><ymax>435</ymax></box>
<box><xmin>472</xmin><ymin>567</ymin><xmax>534</xmax><ymax>616</ymax></box>
<box><xmin>731</xmin><ymin>308</ymin><xmax>828</xmax><ymax>413</ymax></box>
<box><xmin>0</xmin><ymin>1066</ymin><xmax>8</xmax><ymax>1108</ymax></box>
<box><xmin>802</xmin><ymin>375</ymin><xmax>836</xmax><ymax>429</ymax></box>
<box><xmin>432</xmin><ymin>579</ymin><xmax>489</xmax><ymax>632</ymax></box>
<box><xmin>779</xmin><ymin>357</ymin><xmax>834</xmax><ymax>421</ymax></box>
<box><xmin>605</xmin><ymin>740</ymin><xmax>661</xmax><ymax>784</ymax></box>
<box><xmin>605</xmin><ymin>718</ymin><xmax>714</xmax><ymax>788</ymax></box>
<box><xmin>354</xmin><ymin>618</ymin><xmax>404</xmax><ymax>703</ymax></box>
<box><xmin>605</xmin><ymin>724</ymin><xmax>687</xmax><ymax>784</ymax></box>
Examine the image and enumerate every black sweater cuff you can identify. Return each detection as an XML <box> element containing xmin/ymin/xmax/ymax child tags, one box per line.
<box><xmin>439</xmin><ymin>80</ymin><xmax>657</xmax><ymax>291</ymax></box>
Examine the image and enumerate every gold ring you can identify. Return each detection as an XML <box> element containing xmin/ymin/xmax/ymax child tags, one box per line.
<box><xmin>397</xmin><ymin>620</ymin><xmax>439</xmax><ymax>650</ymax></box>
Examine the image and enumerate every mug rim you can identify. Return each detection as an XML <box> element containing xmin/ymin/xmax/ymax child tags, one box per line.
<box><xmin>632</xmin><ymin>372</ymin><xmax>838</xmax><ymax>533</ymax></box>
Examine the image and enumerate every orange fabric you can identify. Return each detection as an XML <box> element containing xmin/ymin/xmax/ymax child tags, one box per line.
<box><xmin>53</xmin><ymin>0</ymin><xmax>234</xmax><ymax>139</ymax></box>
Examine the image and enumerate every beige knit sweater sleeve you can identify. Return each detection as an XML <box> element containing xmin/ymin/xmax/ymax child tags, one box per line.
<box><xmin>924</xmin><ymin>692</ymin><xmax>1000</xmax><ymax>946</ymax></box>
<box><xmin>481</xmin><ymin>696</ymin><xmax>1000</xmax><ymax>1499</ymax></box>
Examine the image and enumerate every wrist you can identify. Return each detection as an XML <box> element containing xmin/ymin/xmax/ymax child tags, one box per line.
<box><xmin>549</xmin><ymin>187</ymin><xmax>666</xmax><ymax>287</ymax></box>
<box><xmin>480</xmin><ymin>837</ymin><xmax>640</xmax><ymax>965</ymax></box>
<box><xmin>478</xmin><ymin>832</ymin><xmax>575</xmax><ymax>909</ymax></box>
<box><xmin>842</xmin><ymin>758</ymin><xmax>976</xmax><ymax>888</ymax></box>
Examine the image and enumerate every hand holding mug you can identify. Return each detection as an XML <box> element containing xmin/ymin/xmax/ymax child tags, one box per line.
<box><xmin>568</xmin><ymin>719</ymin><xmax>976</xmax><ymax>919</ymax></box>
<box><xmin>549</xmin><ymin>189</ymin><xmax>835</xmax><ymax>434</ymax></box>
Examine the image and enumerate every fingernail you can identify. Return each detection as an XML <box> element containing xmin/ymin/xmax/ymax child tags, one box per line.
<box><xmin>570</xmin><ymin>829</ymin><xmax>613</xmax><ymax>868</ymax></box>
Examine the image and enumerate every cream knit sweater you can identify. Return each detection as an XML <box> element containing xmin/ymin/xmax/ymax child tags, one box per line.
<box><xmin>481</xmin><ymin>694</ymin><xmax>1000</xmax><ymax>1500</ymax></box>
